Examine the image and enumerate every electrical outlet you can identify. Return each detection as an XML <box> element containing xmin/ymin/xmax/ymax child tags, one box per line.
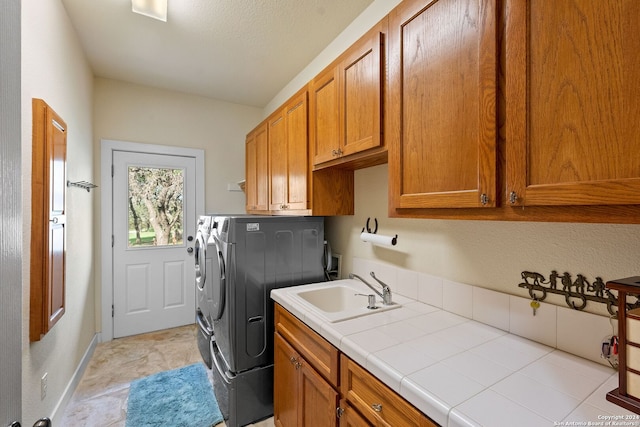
<box><xmin>41</xmin><ymin>372</ymin><xmax>48</xmax><ymax>400</ymax></box>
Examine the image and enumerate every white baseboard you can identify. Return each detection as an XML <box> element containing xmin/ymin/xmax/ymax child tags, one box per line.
<box><xmin>50</xmin><ymin>333</ymin><xmax>99</xmax><ymax>425</ymax></box>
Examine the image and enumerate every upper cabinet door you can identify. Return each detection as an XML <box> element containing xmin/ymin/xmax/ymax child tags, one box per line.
<box><xmin>285</xmin><ymin>91</ymin><xmax>309</xmax><ymax>210</ymax></box>
<box><xmin>339</xmin><ymin>28</ymin><xmax>383</xmax><ymax>158</ymax></box>
<box><xmin>245</xmin><ymin>121</ymin><xmax>269</xmax><ymax>213</ymax></box>
<box><xmin>388</xmin><ymin>0</ymin><xmax>497</xmax><ymax>210</ymax></box>
<box><xmin>505</xmin><ymin>0</ymin><xmax>640</xmax><ymax>207</ymax></box>
<box><xmin>310</xmin><ymin>67</ymin><xmax>340</xmax><ymax>166</ymax></box>
<box><xmin>310</xmin><ymin>20</ymin><xmax>386</xmax><ymax>169</ymax></box>
<box><xmin>269</xmin><ymin>109</ymin><xmax>288</xmax><ymax>211</ymax></box>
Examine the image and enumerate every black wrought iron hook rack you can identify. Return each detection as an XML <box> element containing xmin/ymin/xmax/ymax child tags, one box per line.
<box><xmin>518</xmin><ymin>270</ymin><xmax>640</xmax><ymax>316</ymax></box>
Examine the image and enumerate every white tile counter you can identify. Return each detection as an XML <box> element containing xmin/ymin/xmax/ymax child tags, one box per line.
<box><xmin>271</xmin><ymin>279</ymin><xmax>639</xmax><ymax>427</ymax></box>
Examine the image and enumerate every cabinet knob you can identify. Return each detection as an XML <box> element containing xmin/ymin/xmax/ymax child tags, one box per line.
<box><xmin>371</xmin><ymin>403</ymin><xmax>383</xmax><ymax>412</ymax></box>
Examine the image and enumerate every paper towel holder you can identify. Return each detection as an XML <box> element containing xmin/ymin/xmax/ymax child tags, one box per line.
<box><xmin>361</xmin><ymin>217</ymin><xmax>398</xmax><ymax>246</ymax></box>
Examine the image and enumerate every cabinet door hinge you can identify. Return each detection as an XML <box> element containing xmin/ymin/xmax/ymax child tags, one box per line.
<box><xmin>336</xmin><ymin>407</ymin><xmax>344</xmax><ymax>419</ymax></box>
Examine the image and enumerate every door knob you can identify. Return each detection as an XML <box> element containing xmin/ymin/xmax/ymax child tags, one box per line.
<box><xmin>33</xmin><ymin>419</ymin><xmax>51</xmax><ymax>427</ymax></box>
<box><xmin>187</xmin><ymin>247</ymin><xmax>193</xmax><ymax>254</ymax></box>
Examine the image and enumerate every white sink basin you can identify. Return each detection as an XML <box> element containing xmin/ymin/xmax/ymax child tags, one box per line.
<box><xmin>290</xmin><ymin>280</ymin><xmax>400</xmax><ymax>323</ymax></box>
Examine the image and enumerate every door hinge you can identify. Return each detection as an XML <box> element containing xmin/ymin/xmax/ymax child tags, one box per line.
<box><xmin>111</xmin><ymin>235</ymin><xmax>114</xmax><ymax>247</ymax></box>
<box><xmin>111</xmin><ymin>164</ymin><xmax>114</xmax><ymax>177</ymax></box>
<box><xmin>336</xmin><ymin>407</ymin><xmax>344</xmax><ymax>419</ymax></box>
<box><xmin>112</xmin><ymin>304</ymin><xmax>114</xmax><ymax>318</ymax></box>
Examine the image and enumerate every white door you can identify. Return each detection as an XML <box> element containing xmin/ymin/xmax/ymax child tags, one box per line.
<box><xmin>112</xmin><ymin>151</ymin><xmax>197</xmax><ymax>338</ymax></box>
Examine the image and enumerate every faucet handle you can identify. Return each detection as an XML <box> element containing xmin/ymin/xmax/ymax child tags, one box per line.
<box><xmin>370</xmin><ymin>272</ymin><xmax>393</xmax><ymax>305</ymax></box>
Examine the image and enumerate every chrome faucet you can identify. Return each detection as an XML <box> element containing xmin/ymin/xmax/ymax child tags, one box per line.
<box><xmin>349</xmin><ymin>272</ymin><xmax>393</xmax><ymax>305</ymax></box>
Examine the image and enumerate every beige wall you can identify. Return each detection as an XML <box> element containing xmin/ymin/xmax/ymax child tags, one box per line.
<box><xmin>92</xmin><ymin>78</ymin><xmax>262</xmax><ymax>330</ymax></box>
<box><xmin>21</xmin><ymin>0</ymin><xmax>96</xmax><ymax>424</ymax></box>
<box><xmin>93</xmin><ymin>78</ymin><xmax>262</xmax><ymax>215</ymax></box>
<box><xmin>326</xmin><ymin>165</ymin><xmax>640</xmax><ymax>315</ymax></box>
<box><xmin>268</xmin><ymin>0</ymin><xmax>640</xmax><ymax>316</ymax></box>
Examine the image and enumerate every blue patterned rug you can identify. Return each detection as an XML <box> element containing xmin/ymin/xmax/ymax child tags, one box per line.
<box><xmin>126</xmin><ymin>363</ymin><xmax>223</xmax><ymax>427</ymax></box>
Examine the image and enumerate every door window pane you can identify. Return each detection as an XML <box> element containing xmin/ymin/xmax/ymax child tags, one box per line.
<box><xmin>128</xmin><ymin>166</ymin><xmax>184</xmax><ymax>247</ymax></box>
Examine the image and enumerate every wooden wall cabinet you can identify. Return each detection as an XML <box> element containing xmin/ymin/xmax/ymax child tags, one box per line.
<box><xmin>244</xmin><ymin>87</ymin><xmax>355</xmax><ymax>217</ymax></box>
<box><xmin>245</xmin><ymin>121</ymin><xmax>269</xmax><ymax>213</ymax></box>
<box><xmin>504</xmin><ymin>0</ymin><xmax>640</xmax><ymax>207</ymax></box>
<box><xmin>387</xmin><ymin>0</ymin><xmax>497</xmax><ymax>211</ymax></box>
<box><xmin>30</xmin><ymin>99</ymin><xmax>67</xmax><ymax>342</ymax></box>
<box><xmin>310</xmin><ymin>19</ymin><xmax>387</xmax><ymax>170</ymax></box>
<box><xmin>269</xmin><ymin>89</ymin><xmax>310</xmax><ymax>213</ymax></box>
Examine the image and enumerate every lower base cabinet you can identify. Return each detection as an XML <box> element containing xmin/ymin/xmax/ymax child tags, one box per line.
<box><xmin>274</xmin><ymin>332</ymin><xmax>339</xmax><ymax>427</ymax></box>
<box><xmin>274</xmin><ymin>304</ymin><xmax>438</xmax><ymax>427</ymax></box>
<box><xmin>338</xmin><ymin>400</ymin><xmax>370</xmax><ymax>427</ymax></box>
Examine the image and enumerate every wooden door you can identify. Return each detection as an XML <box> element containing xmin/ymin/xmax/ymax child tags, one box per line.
<box><xmin>340</xmin><ymin>26</ymin><xmax>383</xmax><ymax>158</ymax></box>
<box><xmin>505</xmin><ymin>0</ymin><xmax>640</xmax><ymax>206</ymax></box>
<box><xmin>255</xmin><ymin>123</ymin><xmax>269</xmax><ymax>210</ymax></box>
<box><xmin>274</xmin><ymin>333</ymin><xmax>300</xmax><ymax>427</ymax></box>
<box><xmin>246</xmin><ymin>122</ymin><xmax>269</xmax><ymax>212</ymax></box>
<box><xmin>269</xmin><ymin>109</ymin><xmax>288</xmax><ymax>210</ymax></box>
<box><xmin>310</xmin><ymin>67</ymin><xmax>340</xmax><ymax>165</ymax></box>
<box><xmin>299</xmin><ymin>357</ymin><xmax>339</xmax><ymax>427</ymax></box>
<box><xmin>388</xmin><ymin>0</ymin><xmax>497</xmax><ymax>210</ymax></box>
<box><xmin>30</xmin><ymin>99</ymin><xmax>67</xmax><ymax>341</ymax></box>
<box><xmin>338</xmin><ymin>400</ymin><xmax>370</xmax><ymax>427</ymax></box>
<box><xmin>246</xmin><ymin>130</ymin><xmax>257</xmax><ymax>211</ymax></box>
<box><xmin>285</xmin><ymin>91</ymin><xmax>309</xmax><ymax>210</ymax></box>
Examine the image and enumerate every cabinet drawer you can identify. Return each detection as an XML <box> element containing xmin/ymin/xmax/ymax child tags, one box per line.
<box><xmin>340</xmin><ymin>355</ymin><xmax>437</xmax><ymax>427</ymax></box>
<box><xmin>628</xmin><ymin>309</ymin><xmax>640</xmax><ymax>344</ymax></box>
<box><xmin>628</xmin><ymin>345</ymin><xmax>640</xmax><ymax>372</ymax></box>
<box><xmin>628</xmin><ymin>370</ymin><xmax>640</xmax><ymax>399</ymax></box>
<box><xmin>275</xmin><ymin>304</ymin><xmax>339</xmax><ymax>387</ymax></box>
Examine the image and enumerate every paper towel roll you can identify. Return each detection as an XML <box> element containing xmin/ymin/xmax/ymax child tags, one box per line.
<box><xmin>360</xmin><ymin>232</ymin><xmax>397</xmax><ymax>246</ymax></box>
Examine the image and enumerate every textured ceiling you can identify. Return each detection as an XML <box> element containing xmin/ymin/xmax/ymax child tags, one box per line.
<box><xmin>61</xmin><ymin>0</ymin><xmax>374</xmax><ymax>107</ymax></box>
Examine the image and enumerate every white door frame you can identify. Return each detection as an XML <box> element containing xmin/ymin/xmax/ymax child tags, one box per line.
<box><xmin>100</xmin><ymin>139</ymin><xmax>205</xmax><ymax>342</ymax></box>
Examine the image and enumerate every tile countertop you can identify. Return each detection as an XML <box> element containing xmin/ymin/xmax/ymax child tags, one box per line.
<box><xmin>271</xmin><ymin>279</ymin><xmax>640</xmax><ymax>427</ymax></box>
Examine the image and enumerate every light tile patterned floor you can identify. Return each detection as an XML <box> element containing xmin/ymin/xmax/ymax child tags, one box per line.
<box><xmin>60</xmin><ymin>325</ymin><xmax>274</xmax><ymax>427</ymax></box>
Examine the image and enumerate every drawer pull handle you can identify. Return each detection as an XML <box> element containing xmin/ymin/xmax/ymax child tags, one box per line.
<box><xmin>372</xmin><ymin>403</ymin><xmax>383</xmax><ymax>412</ymax></box>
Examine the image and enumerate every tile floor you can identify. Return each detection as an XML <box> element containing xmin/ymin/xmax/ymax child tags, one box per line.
<box><xmin>60</xmin><ymin>324</ymin><xmax>274</xmax><ymax>427</ymax></box>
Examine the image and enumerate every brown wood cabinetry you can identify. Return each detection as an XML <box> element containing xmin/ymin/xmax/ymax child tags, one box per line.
<box><xmin>387</xmin><ymin>0</ymin><xmax>497</xmax><ymax>210</ymax></box>
<box><xmin>30</xmin><ymin>99</ymin><xmax>67</xmax><ymax>342</ymax></box>
<box><xmin>505</xmin><ymin>0</ymin><xmax>640</xmax><ymax>207</ymax></box>
<box><xmin>310</xmin><ymin>19</ymin><xmax>387</xmax><ymax>170</ymax></box>
<box><xmin>269</xmin><ymin>89</ymin><xmax>310</xmax><ymax>212</ymax></box>
<box><xmin>274</xmin><ymin>305</ymin><xmax>340</xmax><ymax>427</ymax></box>
<box><xmin>338</xmin><ymin>400</ymin><xmax>370</xmax><ymax>427</ymax></box>
<box><xmin>245</xmin><ymin>121</ymin><xmax>269</xmax><ymax>213</ymax></box>
<box><xmin>341</xmin><ymin>356</ymin><xmax>437</xmax><ymax>427</ymax></box>
<box><xmin>244</xmin><ymin>87</ymin><xmax>355</xmax><ymax>216</ymax></box>
<box><xmin>274</xmin><ymin>304</ymin><xmax>438</xmax><ymax>426</ymax></box>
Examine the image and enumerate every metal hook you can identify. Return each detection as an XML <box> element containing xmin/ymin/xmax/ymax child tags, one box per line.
<box><xmin>362</xmin><ymin>217</ymin><xmax>378</xmax><ymax>234</ymax></box>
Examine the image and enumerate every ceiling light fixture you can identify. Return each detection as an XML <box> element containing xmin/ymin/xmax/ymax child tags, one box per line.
<box><xmin>131</xmin><ymin>0</ymin><xmax>168</xmax><ymax>22</ymax></box>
